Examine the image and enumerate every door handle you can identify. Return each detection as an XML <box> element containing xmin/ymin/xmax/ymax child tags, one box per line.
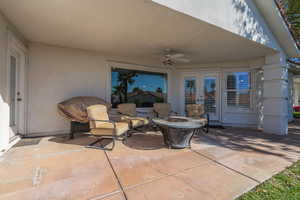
<box><xmin>17</xmin><ymin>98</ymin><xmax>22</xmax><ymax>102</ymax></box>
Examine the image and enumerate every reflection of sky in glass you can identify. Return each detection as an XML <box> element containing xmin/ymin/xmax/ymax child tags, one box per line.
<box><xmin>112</xmin><ymin>71</ymin><xmax>167</xmax><ymax>93</ymax></box>
<box><xmin>184</xmin><ymin>79</ymin><xmax>196</xmax><ymax>93</ymax></box>
<box><xmin>236</xmin><ymin>72</ymin><xmax>250</xmax><ymax>90</ymax></box>
<box><xmin>227</xmin><ymin>72</ymin><xmax>250</xmax><ymax>90</ymax></box>
<box><xmin>204</xmin><ymin>78</ymin><xmax>216</xmax><ymax>93</ymax></box>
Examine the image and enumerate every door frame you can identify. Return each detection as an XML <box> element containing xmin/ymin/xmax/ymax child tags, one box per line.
<box><xmin>7</xmin><ymin>32</ymin><xmax>28</xmax><ymax>137</ymax></box>
<box><xmin>180</xmin><ymin>71</ymin><xmax>221</xmax><ymax>121</ymax></box>
<box><xmin>198</xmin><ymin>72</ymin><xmax>221</xmax><ymax>121</ymax></box>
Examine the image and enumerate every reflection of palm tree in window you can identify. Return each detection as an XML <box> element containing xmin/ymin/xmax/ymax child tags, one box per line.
<box><xmin>156</xmin><ymin>87</ymin><xmax>163</xmax><ymax>93</ymax></box>
<box><xmin>113</xmin><ymin>85</ymin><xmax>124</xmax><ymax>102</ymax></box>
<box><xmin>114</xmin><ymin>71</ymin><xmax>137</xmax><ymax>103</ymax></box>
<box><xmin>186</xmin><ymin>80</ymin><xmax>195</xmax><ymax>98</ymax></box>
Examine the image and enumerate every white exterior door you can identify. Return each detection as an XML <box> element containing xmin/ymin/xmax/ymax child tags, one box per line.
<box><xmin>198</xmin><ymin>73</ymin><xmax>220</xmax><ymax>121</ymax></box>
<box><xmin>9</xmin><ymin>52</ymin><xmax>20</xmax><ymax>138</ymax></box>
<box><xmin>9</xmin><ymin>46</ymin><xmax>26</xmax><ymax>139</ymax></box>
<box><xmin>182</xmin><ymin>72</ymin><xmax>220</xmax><ymax>121</ymax></box>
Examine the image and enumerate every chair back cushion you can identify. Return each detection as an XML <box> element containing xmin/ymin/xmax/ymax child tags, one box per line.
<box><xmin>87</xmin><ymin>104</ymin><xmax>109</xmax><ymax>129</ymax></box>
<box><xmin>153</xmin><ymin>103</ymin><xmax>171</xmax><ymax>118</ymax></box>
<box><xmin>118</xmin><ymin>103</ymin><xmax>136</xmax><ymax>117</ymax></box>
<box><xmin>186</xmin><ymin>104</ymin><xmax>205</xmax><ymax>118</ymax></box>
<box><xmin>57</xmin><ymin>96</ymin><xmax>111</xmax><ymax>123</ymax></box>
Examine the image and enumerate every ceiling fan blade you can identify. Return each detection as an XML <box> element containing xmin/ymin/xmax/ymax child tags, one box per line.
<box><xmin>169</xmin><ymin>53</ymin><xmax>185</xmax><ymax>59</ymax></box>
<box><xmin>174</xmin><ymin>58</ymin><xmax>190</xmax><ymax>63</ymax></box>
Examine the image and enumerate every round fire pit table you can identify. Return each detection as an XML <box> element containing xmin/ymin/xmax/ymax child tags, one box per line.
<box><xmin>152</xmin><ymin>116</ymin><xmax>206</xmax><ymax>149</ymax></box>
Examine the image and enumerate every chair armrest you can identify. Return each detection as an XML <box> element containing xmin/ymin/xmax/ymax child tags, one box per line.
<box><xmin>89</xmin><ymin>119</ymin><xmax>116</xmax><ymax>123</ymax></box>
<box><xmin>136</xmin><ymin>110</ymin><xmax>149</xmax><ymax>115</ymax></box>
<box><xmin>125</xmin><ymin>117</ymin><xmax>147</xmax><ymax>120</ymax></box>
<box><xmin>89</xmin><ymin>119</ymin><xmax>117</xmax><ymax>134</ymax></box>
<box><xmin>198</xmin><ymin>113</ymin><xmax>209</xmax><ymax>120</ymax></box>
<box><xmin>152</xmin><ymin>110</ymin><xmax>159</xmax><ymax>118</ymax></box>
<box><xmin>170</xmin><ymin>111</ymin><xmax>180</xmax><ymax>116</ymax></box>
<box><xmin>202</xmin><ymin>113</ymin><xmax>209</xmax><ymax>127</ymax></box>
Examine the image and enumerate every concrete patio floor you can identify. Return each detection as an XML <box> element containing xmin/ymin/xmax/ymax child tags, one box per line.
<box><xmin>1</xmin><ymin>123</ymin><xmax>300</xmax><ymax>200</ymax></box>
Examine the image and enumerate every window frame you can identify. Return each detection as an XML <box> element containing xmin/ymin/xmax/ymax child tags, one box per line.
<box><xmin>110</xmin><ymin>67</ymin><xmax>168</xmax><ymax>108</ymax></box>
<box><xmin>224</xmin><ymin>71</ymin><xmax>254</xmax><ymax>112</ymax></box>
<box><xmin>184</xmin><ymin>76</ymin><xmax>197</xmax><ymax>106</ymax></box>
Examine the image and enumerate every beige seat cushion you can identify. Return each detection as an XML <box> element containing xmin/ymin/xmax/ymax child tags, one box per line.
<box><xmin>121</xmin><ymin>116</ymin><xmax>149</xmax><ymax>128</ymax></box>
<box><xmin>118</xmin><ymin>103</ymin><xmax>136</xmax><ymax>117</ymax></box>
<box><xmin>186</xmin><ymin>104</ymin><xmax>205</xmax><ymax>118</ymax></box>
<box><xmin>90</xmin><ymin>122</ymin><xmax>129</xmax><ymax>136</ymax></box>
<box><xmin>153</xmin><ymin>103</ymin><xmax>171</xmax><ymax>118</ymax></box>
<box><xmin>87</xmin><ymin>104</ymin><xmax>129</xmax><ymax>136</ymax></box>
<box><xmin>87</xmin><ymin>105</ymin><xmax>110</xmax><ymax>128</ymax></box>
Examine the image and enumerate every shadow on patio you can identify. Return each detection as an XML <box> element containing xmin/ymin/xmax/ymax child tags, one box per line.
<box><xmin>192</xmin><ymin>123</ymin><xmax>300</xmax><ymax>163</ymax></box>
<box><xmin>1</xmin><ymin>123</ymin><xmax>300</xmax><ymax>200</ymax></box>
<box><xmin>48</xmin><ymin>130</ymin><xmax>166</xmax><ymax>151</ymax></box>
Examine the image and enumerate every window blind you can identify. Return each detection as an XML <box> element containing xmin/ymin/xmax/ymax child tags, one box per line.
<box><xmin>225</xmin><ymin>72</ymin><xmax>251</xmax><ymax>110</ymax></box>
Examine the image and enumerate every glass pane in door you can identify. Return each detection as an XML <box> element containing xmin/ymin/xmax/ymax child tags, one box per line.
<box><xmin>10</xmin><ymin>56</ymin><xmax>17</xmax><ymax>126</ymax></box>
<box><xmin>204</xmin><ymin>77</ymin><xmax>216</xmax><ymax>113</ymax></box>
<box><xmin>184</xmin><ymin>78</ymin><xmax>196</xmax><ymax>105</ymax></box>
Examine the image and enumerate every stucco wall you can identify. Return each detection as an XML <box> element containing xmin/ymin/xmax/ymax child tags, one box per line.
<box><xmin>28</xmin><ymin>44</ymin><xmax>266</xmax><ymax>135</ymax></box>
<box><xmin>0</xmin><ymin>13</ymin><xmax>9</xmax><ymax>152</ymax></box>
<box><xmin>152</xmin><ymin>0</ymin><xmax>282</xmax><ymax>52</ymax></box>
<box><xmin>287</xmin><ymin>72</ymin><xmax>294</xmax><ymax>122</ymax></box>
<box><xmin>27</xmin><ymin>44</ymin><xmax>172</xmax><ymax>135</ymax></box>
<box><xmin>28</xmin><ymin>44</ymin><xmax>109</xmax><ymax>134</ymax></box>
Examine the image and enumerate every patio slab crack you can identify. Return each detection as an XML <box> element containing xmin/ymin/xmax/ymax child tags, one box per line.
<box><xmin>104</xmin><ymin>150</ymin><xmax>128</xmax><ymax>200</ymax></box>
<box><xmin>191</xmin><ymin>149</ymin><xmax>261</xmax><ymax>184</ymax></box>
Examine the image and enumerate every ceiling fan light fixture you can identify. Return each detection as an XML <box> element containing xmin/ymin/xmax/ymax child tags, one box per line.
<box><xmin>161</xmin><ymin>48</ymin><xmax>190</xmax><ymax>66</ymax></box>
<box><xmin>162</xmin><ymin>58</ymin><xmax>175</xmax><ymax>65</ymax></box>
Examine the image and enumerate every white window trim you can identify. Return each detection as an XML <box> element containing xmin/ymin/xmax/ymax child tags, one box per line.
<box><xmin>224</xmin><ymin>70</ymin><xmax>255</xmax><ymax>113</ymax></box>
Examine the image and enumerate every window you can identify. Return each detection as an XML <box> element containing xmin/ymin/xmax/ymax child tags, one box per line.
<box><xmin>204</xmin><ymin>77</ymin><xmax>217</xmax><ymax>113</ymax></box>
<box><xmin>184</xmin><ymin>77</ymin><xmax>196</xmax><ymax>105</ymax></box>
<box><xmin>111</xmin><ymin>68</ymin><xmax>167</xmax><ymax>108</ymax></box>
<box><xmin>225</xmin><ymin>72</ymin><xmax>252</xmax><ymax>110</ymax></box>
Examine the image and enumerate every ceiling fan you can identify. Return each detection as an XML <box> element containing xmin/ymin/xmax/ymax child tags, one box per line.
<box><xmin>162</xmin><ymin>49</ymin><xmax>190</xmax><ymax>66</ymax></box>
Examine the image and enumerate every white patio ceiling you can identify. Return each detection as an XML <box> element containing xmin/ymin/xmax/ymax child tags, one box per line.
<box><xmin>0</xmin><ymin>0</ymin><xmax>276</xmax><ymax>65</ymax></box>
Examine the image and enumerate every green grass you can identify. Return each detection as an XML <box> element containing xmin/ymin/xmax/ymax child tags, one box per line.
<box><xmin>293</xmin><ymin>112</ymin><xmax>300</xmax><ymax>118</ymax></box>
<box><xmin>237</xmin><ymin>160</ymin><xmax>300</xmax><ymax>200</ymax></box>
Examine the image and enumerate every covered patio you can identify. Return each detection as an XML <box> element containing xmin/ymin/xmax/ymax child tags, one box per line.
<box><xmin>1</xmin><ymin>122</ymin><xmax>299</xmax><ymax>200</ymax></box>
<box><xmin>0</xmin><ymin>0</ymin><xmax>290</xmax><ymax>149</ymax></box>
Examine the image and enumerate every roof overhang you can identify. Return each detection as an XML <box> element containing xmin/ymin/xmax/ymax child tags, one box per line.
<box><xmin>253</xmin><ymin>0</ymin><xmax>300</xmax><ymax>58</ymax></box>
<box><xmin>0</xmin><ymin>0</ymin><xmax>277</xmax><ymax>65</ymax></box>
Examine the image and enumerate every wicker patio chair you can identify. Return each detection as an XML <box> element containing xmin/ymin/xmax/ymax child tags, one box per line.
<box><xmin>86</xmin><ymin>104</ymin><xmax>129</xmax><ymax>150</ymax></box>
<box><xmin>153</xmin><ymin>103</ymin><xmax>179</xmax><ymax>118</ymax></box>
<box><xmin>117</xmin><ymin>103</ymin><xmax>149</xmax><ymax>130</ymax></box>
<box><xmin>57</xmin><ymin>96</ymin><xmax>112</xmax><ymax>139</ymax></box>
<box><xmin>186</xmin><ymin>104</ymin><xmax>209</xmax><ymax>133</ymax></box>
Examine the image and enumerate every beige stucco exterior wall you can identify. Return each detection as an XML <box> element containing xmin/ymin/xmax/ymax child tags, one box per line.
<box><xmin>28</xmin><ymin>44</ymin><xmax>109</xmax><ymax>135</ymax></box>
<box><xmin>27</xmin><ymin>43</ymin><xmax>172</xmax><ymax>135</ymax></box>
<box><xmin>28</xmin><ymin>44</ymin><xmax>267</xmax><ymax>135</ymax></box>
<box><xmin>0</xmin><ymin>13</ymin><xmax>9</xmax><ymax>152</ymax></box>
<box><xmin>152</xmin><ymin>0</ymin><xmax>282</xmax><ymax>53</ymax></box>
